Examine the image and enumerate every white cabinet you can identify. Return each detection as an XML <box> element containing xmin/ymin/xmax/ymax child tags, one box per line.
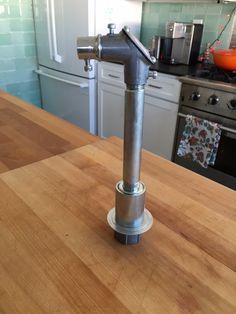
<box><xmin>97</xmin><ymin>62</ymin><xmax>181</xmax><ymax>160</ymax></box>
<box><xmin>98</xmin><ymin>83</ymin><xmax>124</xmax><ymax>138</ymax></box>
<box><xmin>98</xmin><ymin>62</ymin><xmax>125</xmax><ymax>138</ymax></box>
<box><xmin>143</xmin><ymin>95</ymin><xmax>178</xmax><ymax>160</ymax></box>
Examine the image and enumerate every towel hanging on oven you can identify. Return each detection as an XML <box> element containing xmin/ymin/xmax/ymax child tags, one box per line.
<box><xmin>177</xmin><ymin>115</ymin><xmax>222</xmax><ymax>168</ymax></box>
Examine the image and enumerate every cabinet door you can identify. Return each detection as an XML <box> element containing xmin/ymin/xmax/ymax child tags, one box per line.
<box><xmin>98</xmin><ymin>83</ymin><xmax>124</xmax><ymax>138</ymax></box>
<box><xmin>143</xmin><ymin>95</ymin><xmax>178</xmax><ymax>160</ymax></box>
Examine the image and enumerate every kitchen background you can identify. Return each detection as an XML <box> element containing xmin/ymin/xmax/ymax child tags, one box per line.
<box><xmin>141</xmin><ymin>2</ymin><xmax>236</xmax><ymax>51</ymax></box>
<box><xmin>0</xmin><ymin>1</ymin><xmax>235</xmax><ymax>108</ymax></box>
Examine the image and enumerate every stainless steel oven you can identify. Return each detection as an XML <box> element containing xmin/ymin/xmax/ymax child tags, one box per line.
<box><xmin>173</xmin><ymin>76</ymin><xmax>236</xmax><ymax>190</ymax></box>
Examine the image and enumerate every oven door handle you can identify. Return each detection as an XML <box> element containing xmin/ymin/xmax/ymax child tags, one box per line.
<box><xmin>178</xmin><ymin>113</ymin><xmax>236</xmax><ymax>135</ymax></box>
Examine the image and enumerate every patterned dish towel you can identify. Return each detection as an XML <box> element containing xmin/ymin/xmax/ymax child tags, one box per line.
<box><xmin>177</xmin><ymin>115</ymin><xmax>222</xmax><ymax>168</ymax></box>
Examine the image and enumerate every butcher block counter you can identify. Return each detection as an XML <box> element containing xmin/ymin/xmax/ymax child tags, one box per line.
<box><xmin>0</xmin><ymin>90</ymin><xmax>97</xmax><ymax>173</ymax></box>
<box><xmin>0</xmin><ymin>93</ymin><xmax>236</xmax><ymax>313</ymax></box>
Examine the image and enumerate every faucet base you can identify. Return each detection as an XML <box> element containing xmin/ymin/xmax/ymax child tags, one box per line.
<box><xmin>107</xmin><ymin>207</ymin><xmax>153</xmax><ymax>244</ymax></box>
<box><xmin>114</xmin><ymin>232</ymin><xmax>141</xmax><ymax>245</ymax></box>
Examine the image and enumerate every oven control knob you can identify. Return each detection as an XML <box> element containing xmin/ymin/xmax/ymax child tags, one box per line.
<box><xmin>227</xmin><ymin>99</ymin><xmax>236</xmax><ymax>110</ymax></box>
<box><xmin>190</xmin><ymin>92</ymin><xmax>200</xmax><ymax>101</ymax></box>
<box><xmin>208</xmin><ymin>95</ymin><xmax>219</xmax><ymax>105</ymax></box>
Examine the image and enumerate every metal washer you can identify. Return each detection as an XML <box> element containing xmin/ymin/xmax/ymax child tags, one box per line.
<box><xmin>107</xmin><ymin>207</ymin><xmax>153</xmax><ymax>236</ymax></box>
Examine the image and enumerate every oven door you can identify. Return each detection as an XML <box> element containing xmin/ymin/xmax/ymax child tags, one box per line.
<box><xmin>173</xmin><ymin>107</ymin><xmax>236</xmax><ymax>190</ymax></box>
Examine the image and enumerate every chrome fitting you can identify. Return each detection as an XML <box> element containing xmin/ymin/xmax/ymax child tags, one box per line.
<box><xmin>107</xmin><ymin>181</ymin><xmax>153</xmax><ymax>244</ymax></box>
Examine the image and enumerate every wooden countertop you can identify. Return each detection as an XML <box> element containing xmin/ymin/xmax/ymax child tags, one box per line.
<box><xmin>0</xmin><ymin>90</ymin><xmax>97</xmax><ymax>173</ymax></box>
<box><xmin>0</xmin><ymin>126</ymin><xmax>236</xmax><ymax>313</ymax></box>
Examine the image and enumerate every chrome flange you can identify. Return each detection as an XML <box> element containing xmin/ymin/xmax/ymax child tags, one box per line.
<box><xmin>107</xmin><ymin>181</ymin><xmax>153</xmax><ymax>243</ymax></box>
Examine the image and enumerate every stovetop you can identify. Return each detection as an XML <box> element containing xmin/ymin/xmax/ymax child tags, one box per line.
<box><xmin>192</xmin><ymin>65</ymin><xmax>236</xmax><ymax>84</ymax></box>
<box><xmin>179</xmin><ymin>65</ymin><xmax>236</xmax><ymax>94</ymax></box>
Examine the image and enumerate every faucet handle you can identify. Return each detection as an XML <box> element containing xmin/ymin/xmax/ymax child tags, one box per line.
<box><xmin>108</xmin><ymin>23</ymin><xmax>116</xmax><ymax>35</ymax></box>
<box><xmin>84</xmin><ymin>59</ymin><xmax>93</xmax><ymax>72</ymax></box>
<box><xmin>149</xmin><ymin>70</ymin><xmax>158</xmax><ymax>79</ymax></box>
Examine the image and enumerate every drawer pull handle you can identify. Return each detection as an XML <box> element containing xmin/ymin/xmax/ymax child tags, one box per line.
<box><xmin>108</xmin><ymin>74</ymin><xmax>120</xmax><ymax>79</ymax></box>
<box><xmin>148</xmin><ymin>84</ymin><xmax>163</xmax><ymax>89</ymax></box>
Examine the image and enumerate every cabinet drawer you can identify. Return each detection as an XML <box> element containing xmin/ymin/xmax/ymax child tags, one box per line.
<box><xmin>146</xmin><ymin>73</ymin><xmax>181</xmax><ymax>103</ymax></box>
<box><xmin>98</xmin><ymin>62</ymin><xmax>125</xmax><ymax>88</ymax></box>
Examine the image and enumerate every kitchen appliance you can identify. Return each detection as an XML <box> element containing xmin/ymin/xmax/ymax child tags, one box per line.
<box><xmin>211</xmin><ymin>49</ymin><xmax>236</xmax><ymax>71</ymax></box>
<box><xmin>77</xmin><ymin>24</ymin><xmax>156</xmax><ymax>244</ymax></box>
<box><xmin>158</xmin><ymin>37</ymin><xmax>185</xmax><ymax>64</ymax></box>
<box><xmin>230</xmin><ymin>14</ymin><xmax>236</xmax><ymax>48</ymax></box>
<box><xmin>173</xmin><ymin>67</ymin><xmax>236</xmax><ymax>190</ymax></box>
<box><xmin>32</xmin><ymin>0</ymin><xmax>142</xmax><ymax>134</ymax></box>
<box><xmin>164</xmin><ymin>22</ymin><xmax>203</xmax><ymax>65</ymax></box>
<box><xmin>150</xmin><ymin>36</ymin><xmax>161</xmax><ymax>59</ymax></box>
<box><xmin>181</xmin><ymin>23</ymin><xmax>203</xmax><ymax>65</ymax></box>
<box><xmin>166</xmin><ymin>22</ymin><xmax>187</xmax><ymax>38</ymax></box>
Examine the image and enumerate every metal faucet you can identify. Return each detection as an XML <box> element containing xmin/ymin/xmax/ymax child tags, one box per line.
<box><xmin>77</xmin><ymin>24</ymin><xmax>157</xmax><ymax>244</ymax></box>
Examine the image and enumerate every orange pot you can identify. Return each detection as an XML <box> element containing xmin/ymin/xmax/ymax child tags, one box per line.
<box><xmin>211</xmin><ymin>49</ymin><xmax>236</xmax><ymax>71</ymax></box>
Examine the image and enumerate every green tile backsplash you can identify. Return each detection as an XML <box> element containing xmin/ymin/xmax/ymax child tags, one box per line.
<box><xmin>141</xmin><ymin>2</ymin><xmax>236</xmax><ymax>56</ymax></box>
<box><xmin>0</xmin><ymin>0</ymin><xmax>41</xmax><ymax>107</ymax></box>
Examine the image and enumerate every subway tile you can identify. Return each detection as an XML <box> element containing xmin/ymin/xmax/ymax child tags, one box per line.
<box><xmin>206</xmin><ymin>4</ymin><xmax>222</xmax><ymax>15</ymax></box>
<box><xmin>13</xmin><ymin>45</ymin><xmax>26</xmax><ymax>58</ymax></box>
<box><xmin>204</xmin><ymin>15</ymin><xmax>220</xmax><ymax>32</ymax></box>
<box><xmin>0</xmin><ymin>46</ymin><xmax>14</xmax><ymax>58</ymax></box>
<box><xmin>201</xmin><ymin>31</ymin><xmax>218</xmax><ymax>48</ymax></box>
<box><xmin>142</xmin><ymin>12</ymin><xmax>160</xmax><ymax>29</ymax></box>
<box><xmin>11</xmin><ymin>32</ymin><xmax>36</xmax><ymax>45</ymax></box>
<box><xmin>182</xmin><ymin>4</ymin><xmax>196</xmax><ymax>15</ymax></box>
<box><xmin>0</xmin><ymin>59</ymin><xmax>15</xmax><ymax>71</ymax></box>
<box><xmin>23</xmin><ymin>32</ymin><xmax>36</xmax><ymax>44</ymax></box>
<box><xmin>169</xmin><ymin>13</ymin><xmax>181</xmax><ymax>22</ymax></box>
<box><xmin>193</xmin><ymin>15</ymin><xmax>205</xmax><ymax>22</ymax></box>
<box><xmin>6</xmin><ymin>80</ymin><xmax>39</xmax><ymax>94</ymax></box>
<box><xmin>0</xmin><ymin>33</ymin><xmax>11</xmax><ymax>45</ymax></box>
<box><xmin>192</xmin><ymin>4</ymin><xmax>208</xmax><ymax>15</ymax></box>
<box><xmin>0</xmin><ymin>19</ymin><xmax>10</xmax><ymax>32</ymax></box>
<box><xmin>10</xmin><ymin>32</ymin><xmax>24</xmax><ymax>44</ymax></box>
<box><xmin>14</xmin><ymin>57</ymin><xmax>37</xmax><ymax>70</ymax></box>
<box><xmin>179</xmin><ymin>14</ymin><xmax>193</xmax><ymax>23</ymax></box>
<box><xmin>4</xmin><ymin>69</ymin><xmax>37</xmax><ymax>84</ymax></box>
<box><xmin>24</xmin><ymin>45</ymin><xmax>36</xmax><ymax>57</ymax></box>
<box><xmin>222</xmin><ymin>3</ymin><xmax>236</xmax><ymax>15</ymax></box>
<box><xmin>0</xmin><ymin>82</ymin><xmax>6</xmax><ymax>91</ymax></box>
<box><xmin>14</xmin><ymin>85</ymin><xmax>41</xmax><ymax>107</ymax></box>
<box><xmin>141</xmin><ymin>27</ymin><xmax>159</xmax><ymax>47</ymax></box>
<box><xmin>0</xmin><ymin>0</ymin><xmax>40</xmax><ymax>107</ymax></box>
<box><xmin>10</xmin><ymin>19</ymin><xmax>34</xmax><ymax>32</ymax></box>
<box><xmin>20</xmin><ymin>4</ymin><xmax>33</xmax><ymax>18</ymax></box>
<box><xmin>169</xmin><ymin>4</ymin><xmax>182</xmax><ymax>13</ymax></box>
<box><xmin>0</xmin><ymin>71</ymin><xmax>7</xmax><ymax>91</ymax></box>
<box><xmin>8</xmin><ymin>5</ymin><xmax>21</xmax><ymax>17</ymax></box>
<box><xmin>24</xmin><ymin>88</ymin><xmax>41</xmax><ymax>102</ymax></box>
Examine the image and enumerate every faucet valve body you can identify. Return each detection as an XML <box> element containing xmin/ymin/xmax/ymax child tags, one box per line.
<box><xmin>77</xmin><ymin>25</ymin><xmax>155</xmax><ymax>244</ymax></box>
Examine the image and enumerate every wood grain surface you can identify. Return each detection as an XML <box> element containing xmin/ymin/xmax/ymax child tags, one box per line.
<box><xmin>0</xmin><ymin>136</ymin><xmax>235</xmax><ymax>314</ymax></box>
<box><xmin>0</xmin><ymin>91</ymin><xmax>97</xmax><ymax>173</ymax></box>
